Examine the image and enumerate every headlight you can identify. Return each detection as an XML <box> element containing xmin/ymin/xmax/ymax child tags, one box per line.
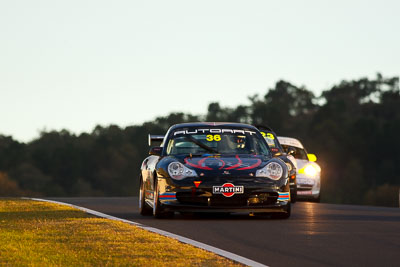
<box><xmin>256</xmin><ymin>162</ymin><xmax>283</xmax><ymax>180</ymax></box>
<box><xmin>168</xmin><ymin>162</ymin><xmax>198</xmax><ymax>180</ymax></box>
<box><xmin>304</xmin><ymin>165</ymin><xmax>317</xmax><ymax>177</ymax></box>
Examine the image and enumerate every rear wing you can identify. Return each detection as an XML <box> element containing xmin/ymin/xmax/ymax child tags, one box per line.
<box><xmin>148</xmin><ymin>134</ymin><xmax>165</xmax><ymax>146</ymax></box>
<box><xmin>255</xmin><ymin>124</ymin><xmax>275</xmax><ymax>133</ymax></box>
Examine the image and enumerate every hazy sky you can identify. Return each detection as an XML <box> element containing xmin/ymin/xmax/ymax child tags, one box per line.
<box><xmin>1</xmin><ymin>0</ymin><xmax>399</xmax><ymax>142</ymax></box>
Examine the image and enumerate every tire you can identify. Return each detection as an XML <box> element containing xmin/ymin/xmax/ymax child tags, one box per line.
<box><xmin>314</xmin><ymin>194</ymin><xmax>321</xmax><ymax>203</ymax></box>
<box><xmin>153</xmin><ymin>179</ymin><xmax>173</xmax><ymax>219</ymax></box>
<box><xmin>139</xmin><ymin>176</ymin><xmax>152</xmax><ymax>216</ymax></box>
<box><xmin>291</xmin><ymin>188</ymin><xmax>297</xmax><ymax>204</ymax></box>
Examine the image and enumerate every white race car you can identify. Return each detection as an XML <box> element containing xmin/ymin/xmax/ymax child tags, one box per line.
<box><xmin>277</xmin><ymin>136</ymin><xmax>321</xmax><ymax>202</ymax></box>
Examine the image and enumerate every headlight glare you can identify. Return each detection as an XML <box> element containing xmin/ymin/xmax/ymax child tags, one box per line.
<box><xmin>168</xmin><ymin>162</ymin><xmax>197</xmax><ymax>180</ymax></box>
<box><xmin>304</xmin><ymin>165</ymin><xmax>317</xmax><ymax>176</ymax></box>
<box><xmin>256</xmin><ymin>162</ymin><xmax>283</xmax><ymax>180</ymax></box>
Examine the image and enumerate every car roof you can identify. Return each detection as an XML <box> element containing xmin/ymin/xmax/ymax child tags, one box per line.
<box><xmin>169</xmin><ymin>122</ymin><xmax>259</xmax><ymax>131</ymax></box>
<box><xmin>277</xmin><ymin>136</ymin><xmax>304</xmax><ymax>149</ymax></box>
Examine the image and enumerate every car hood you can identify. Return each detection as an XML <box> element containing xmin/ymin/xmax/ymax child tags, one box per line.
<box><xmin>164</xmin><ymin>154</ymin><xmax>271</xmax><ymax>176</ymax></box>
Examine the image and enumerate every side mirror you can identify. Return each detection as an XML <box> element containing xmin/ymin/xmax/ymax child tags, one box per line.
<box><xmin>149</xmin><ymin>146</ymin><xmax>162</xmax><ymax>156</ymax></box>
<box><xmin>287</xmin><ymin>147</ymin><xmax>296</xmax><ymax>156</ymax></box>
<box><xmin>307</xmin><ymin>153</ymin><xmax>317</xmax><ymax>162</ymax></box>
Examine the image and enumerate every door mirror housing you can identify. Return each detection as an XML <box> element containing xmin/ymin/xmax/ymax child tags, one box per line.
<box><xmin>149</xmin><ymin>146</ymin><xmax>162</xmax><ymax>156</ymax></box>
<box><xmin>307</xmin><ymin>153</ymin><xmax>317</xmax><ymax>162</ymax></box>
<box><xmin>287</xmin><ymin>147</ymin><xmax>296</xmax><ymax>156</ymax></box>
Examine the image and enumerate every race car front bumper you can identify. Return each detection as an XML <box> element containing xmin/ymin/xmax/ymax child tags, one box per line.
<box><xmin>157</xmin><ymin>178</ymin><xmax>291</xmax><ymax>213</ymax></box>
<box><xmin>296</xmin><ymin>174</ymin><xmax>320</xmax><ymax>199</ymax></box>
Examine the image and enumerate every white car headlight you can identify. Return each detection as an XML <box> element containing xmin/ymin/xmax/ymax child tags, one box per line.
<box><xmin>304</xmin><ymin>164</ymin><xmax>317</xmax><ymax>177</ymax></box>
<box><xmin>256</xmin><ymin>162</ymin><xmax>283</xmax><ymax>180</ymax></box>
<box><xmin>168</xmin><ymin>162</ymin><xmax>198</xmax><ymax>180</ymax></box>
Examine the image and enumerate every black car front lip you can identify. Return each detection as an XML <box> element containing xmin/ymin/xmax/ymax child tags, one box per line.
<box><xmin>161</xmin><ymin>203</ymin><xmax>289</xmax><ymax>213</ymax></box>
<box><xmin>155</xmin><ymin>175</ymin><xmax>290</xmax><ymax>212</ymax></box>
<box><xmin>158</xmin><ymin>186</ymin><xmax>290</xmax><ymax>212</ymax></box>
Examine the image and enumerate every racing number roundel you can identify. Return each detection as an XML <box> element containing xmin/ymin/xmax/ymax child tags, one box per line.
<box><xmin>222</xmin><ymin>183</ymin><xmax>235</xmax><ymax>197</ymax></box>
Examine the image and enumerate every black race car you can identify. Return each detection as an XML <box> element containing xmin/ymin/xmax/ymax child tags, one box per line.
<box><xmin>256</xmin><ymin>125</ymin><xmax>298</xmax><ymax>203</ymax></box>
<box><xmin>139</xmin><ymin>122</ymin><xmax>291</xmax><ymax>219</ymax></box>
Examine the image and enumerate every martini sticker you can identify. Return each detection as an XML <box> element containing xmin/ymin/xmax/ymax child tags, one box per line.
<box><xmin>213</xmin><ymin>183</ymin><xmax>244</xmax><ymax>197</ymax></box>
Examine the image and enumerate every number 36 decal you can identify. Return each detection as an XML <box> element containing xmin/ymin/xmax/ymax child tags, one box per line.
<box><xmin>206</xmin><ymin>134</ymin><xmax>221</xmax><ymax>141</ymax></box>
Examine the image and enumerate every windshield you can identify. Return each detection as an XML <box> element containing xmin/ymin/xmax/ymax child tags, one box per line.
<box><xmin>281</xmin><ymin>145</ymin><xmax>308</xmax><ymax>160</ymax></box>
<box><xmin>166</xmin><ymin>127</ymin><xmax>270</xmax><ymax>156</ymax></box>
<box><xmin>259</xmin><ymin>130</ymin><xmax>283</xmax><ymax>153</ymax></box>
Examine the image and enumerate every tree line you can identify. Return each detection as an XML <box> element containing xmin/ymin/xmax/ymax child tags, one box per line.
<box><xmin>1</xmin><ymin>74</ymin><xmax>399</xmax><ymax>206</ymax></box>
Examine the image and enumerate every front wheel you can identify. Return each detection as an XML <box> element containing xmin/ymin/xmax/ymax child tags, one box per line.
<box><xmin>153</xmin><ymin>179</ymin><xmax>173</xmax><ymax>219</ymax></box>
<box><xmin>291</xmin><ymin>188</ymin><xmax>297</xmax><ymax>203</ymax></box>
<box><xmin>314</xmin><ymin>193</ymin><xmax>321</xmax><ymax>203</ymax></box>
<box><xmin>139</xmin><ymin>176</ymin><xmax>152</xmax><ymax>216</ymax></box>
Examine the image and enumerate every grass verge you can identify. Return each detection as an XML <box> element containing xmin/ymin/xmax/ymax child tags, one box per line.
<box><xmin>0</xmin><ymin>199</ymin><xmax>242</xmax><ymax>266</ymax></box>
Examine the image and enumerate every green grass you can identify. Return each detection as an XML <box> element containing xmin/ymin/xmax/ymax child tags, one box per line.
<box><xmin>0</xmin><ymin>199</ymin><xmax>242</xmax><ymax>266</ymax></box>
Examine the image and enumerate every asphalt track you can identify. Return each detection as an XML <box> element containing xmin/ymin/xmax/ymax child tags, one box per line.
<box><xmin>48</xmin><ymin>197</ymin><xmax>400</xmax><ymax>267</ymax></box>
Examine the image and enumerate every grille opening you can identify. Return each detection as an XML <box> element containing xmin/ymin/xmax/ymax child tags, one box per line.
<box><xmin>176</xmin><ymin>191</ymin><xmax>279</xmax><ymax>206</ymax></box>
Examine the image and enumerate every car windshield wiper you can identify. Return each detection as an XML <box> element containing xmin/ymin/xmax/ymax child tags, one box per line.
<box><xmin>183</xmin><ymin>136</ymin><xmax>219</xmax><ymax>154</ymax></box>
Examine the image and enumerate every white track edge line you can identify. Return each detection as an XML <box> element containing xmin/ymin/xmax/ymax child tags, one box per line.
<box><xmin>25</xmin><ymin>198</ymin><xmax>268</xmax><ymax>267</ymax></box>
